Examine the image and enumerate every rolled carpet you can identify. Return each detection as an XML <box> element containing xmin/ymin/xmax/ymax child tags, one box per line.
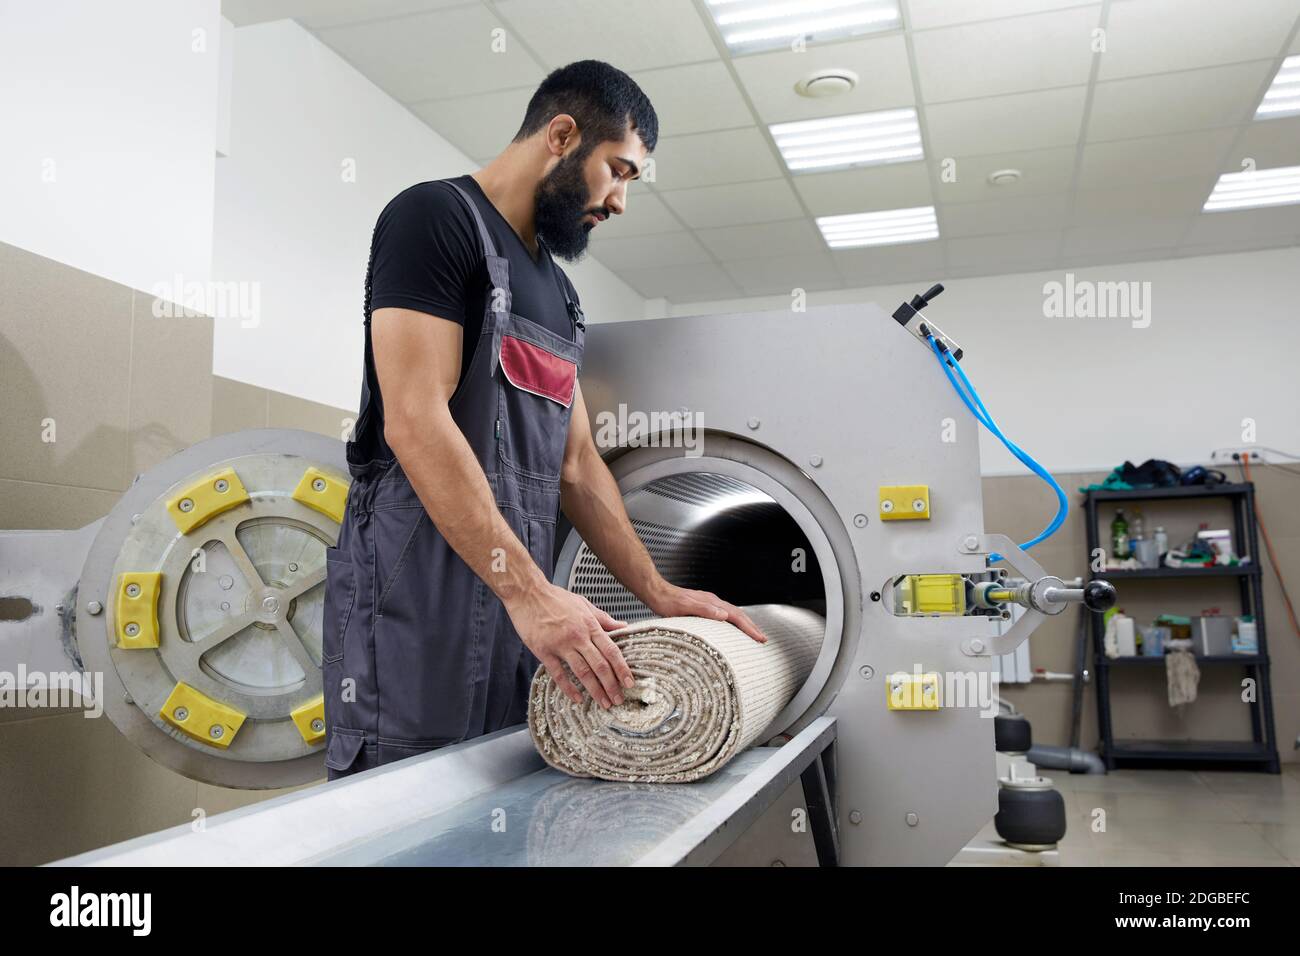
<box><xmin>528</xmin><ymin>604</ymin><xmax>824</xmax><ymax>783</ymax></box>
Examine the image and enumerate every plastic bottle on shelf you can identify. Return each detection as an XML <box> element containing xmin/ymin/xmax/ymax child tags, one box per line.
<box><xmin>1111</xmin><ymin>509</ymin><xmax>1130</xmax><ymax>560</ymax></box>
<box><xmin>1154</xmin><ymin>526</ymin><xmax>1168</xmax><ymax>559</ymax></box>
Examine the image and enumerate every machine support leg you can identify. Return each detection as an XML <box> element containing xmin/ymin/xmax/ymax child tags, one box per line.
<box><xmin>800</xmin><ymin>745</ymin><xmax>839</xmax><ymax>867</ymax></box>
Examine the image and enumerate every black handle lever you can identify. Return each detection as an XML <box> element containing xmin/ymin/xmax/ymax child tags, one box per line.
<box><xmin>910</xmin><ymin>283</ymin><xmax>944</xmax><ymax>311</ymax></box>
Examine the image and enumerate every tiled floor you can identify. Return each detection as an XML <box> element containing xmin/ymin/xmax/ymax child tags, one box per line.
<box><xmin>962</xmin><ymin>763</ymin><xmax>1300</xmax><ymax>866</ymax></box>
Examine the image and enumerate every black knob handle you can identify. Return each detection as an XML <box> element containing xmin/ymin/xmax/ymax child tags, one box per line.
<box><xmin>908</xmin><ymin>283</ymin><xmax>945</xmax><ymax>312</ymax></box>
<box><xmin>1084</xmin><ymin>580</ymin><xmax>1117</xmax><ymax>612</ymax></box>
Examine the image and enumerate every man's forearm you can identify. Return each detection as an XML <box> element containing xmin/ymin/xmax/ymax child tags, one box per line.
<box><xmin>386</xmin><ymin>411</ymin><xmax>546</xmax><ymax>605</ymax></box>
<box><xmin>560</xmin><ymin>442</ymin><xmax>665</xmax><ymax>605</ymax></box>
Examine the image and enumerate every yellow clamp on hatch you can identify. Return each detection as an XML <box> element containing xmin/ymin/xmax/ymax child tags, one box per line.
<box><xmin>114</xmin><ymin>571</ymin><xmax>162</xmax><ymax>649</ymax></box>
<box><xmin>291</xmin><ymin>466</ymin><xmax>349</xmax><ymax>524</ymax></box>
<box><xmin>879</xmin><ymin>484</ymin><xmax>930</xmax><ymax>521</ymax></box>
<box><xmin>887</xmin><ymin>672</ymin><xmax>941</xmax><ymax>711</ymax></box>
<box><xmin>166</xmin><ymin>467</ymin><xmax>250</xmax><ymax>534</ymax></box>
<box><xmin>898</xmin><ymin>574</ymin><xmax>966</xmax><ymax>616</ymax></box>
<box><xmin>290</xmin><ymin>694</ymin><xmax>326</xmax><ymax>745</ymax></box>
<box><xmin>160</xmin><ymin>682</ymin><xmax>246</xmax><ymax>749</ymax></box>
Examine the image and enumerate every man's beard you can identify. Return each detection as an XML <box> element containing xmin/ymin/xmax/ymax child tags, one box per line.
<box><xmin>534</xmin><ymin>151</ymin><xmax>601</xmax><ymax>262</ymax></box>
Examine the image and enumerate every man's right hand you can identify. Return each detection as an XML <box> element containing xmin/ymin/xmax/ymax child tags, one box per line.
<box><xmin>507</xmin><ymin>583</ymin><xmax>634</xmax><ymax>709</ymax></box>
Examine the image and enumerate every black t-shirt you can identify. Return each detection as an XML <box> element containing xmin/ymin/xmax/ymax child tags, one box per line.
<box><xmin>366</xmin><ymin>175</ymin><xmax>579</xmax><ymax>388</ymax></box>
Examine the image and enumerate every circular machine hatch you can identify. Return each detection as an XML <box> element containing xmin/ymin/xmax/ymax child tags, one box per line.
<box><xmin>76</xmin><ymin>429</ymin><xmax>348</xmax><ymax>789</ymax></box>
<box><xmin>554</xmin><ymin>433</ymin><xmax>862</xmax><ymax>741</ymax></box>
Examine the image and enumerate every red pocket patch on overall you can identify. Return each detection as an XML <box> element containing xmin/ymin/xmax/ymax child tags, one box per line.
<box><xmin>499</xmin><ymin>335</ymin><xmax>577</xmax><ymax>407</ymax></box>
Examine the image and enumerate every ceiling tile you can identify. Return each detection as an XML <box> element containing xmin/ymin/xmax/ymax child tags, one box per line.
<box><xmin>1231</xmin><ymin>115</ymin><xmax>1300</xmax><ymax>169</ymax></box>
<box><xmin>587</xmin><ymin>230</ymin><xmax>714</xmax><ymax>270</ymax></box>
<box><xmin>493</xmin><ymin>0</ymin><xmax>719</xmax><ymax>71</ymax></box>
<box><xmin>1062</xmin><ymin>218</ymin><xmax>1189</xmax><ymax>256</ymax></box>
<box><xmin>925</xmin><ymin>86</ymin><xmax>1088</xmax><ymax>156</ymax></box>
<box><xmin>932</xmin><ymin>146</ymin><xmax>1078</xmax><ymax>202</ymax></box>
<box><xmin>650</xmin><ymin>127</ymin><xmax>784</xmax><ymax>190</ymax></box>
<box><xmin>946</xmin><ymin>230</ymin><xmax>1063</xmax><ymax>270</ymax></box>
<box><xmin>1087</xmin><ymin>60</ymin><xmax>1275</xmax><ymax>141</ymax></box>
<box><xmin>793</xmin><ymin>160</ymin><xmax>933</xmax><ymax>216</ymax></box>
<box><xmin>616</xmin><ymin>263</ymin><xmax>742</xmax><ymax>302</ymax></box>
<box><xmin>913</xmin><ymin>5</ymin><xmax>1100</xmax><ymax>103</ymax></box>
<box><xmin>597</xmin><ymin>187</ymin><xmax>682</xmax><ymax>238</ymax></box>
<box><xmin>316</xmin><ymin>6</ymin><xmax>545</xmax><ymax>101</ymax></box>
<box><xmin>1077</xmin><ymin>128</ymin><xmax>1237</xmax><ymax>189</ymax></box>
<box><xmin>1098</xmin><ymin>0</ymin><xmax>1299</xmax><ymax>81</ymax></box>
<box><xmin>630</xmin><ymin>61</ymin><xmax>753</xmax><ymax>137</ymax></box>
<box><xmin>1182</xmin><ymin>204</ymin><xmax>1300</xmax><ymax>244</ymax></box>
<box><xmin>658</xmin><ymin>179</ymin><xmax>805</xmax><ymax>229</ymax></box>
<box><xmin>831</xmin><ymin>240</ymin><xmax>945</xmax><ymax>284</ymax></box>
<box><xmin>409</xmin><ymin>86</ymin><xmax>534</xmax><ymax>158</ymax></box>
<box><xmin>695</xmin><ymin>218</ymin><xmax>825</xmax><ymax>261</ymax></box>
<box><xmin>222</xmin><ymin>0</ymin><xmax>468</xmax><ymax>29</ymax></box>
<box><xmin>941</xmin><ymin>192</ymin><xmax>1071</xmax><ymax>237</ymax></box>
<box><xmin>1068</xmin><ymin>178</ymin><xmax>1213</xmax><ymax>226</ymax></box>
<box><xmin>731</xmin><ymin>33</ymin><xmax>915</xmax><ymax>125</ymax></box>
<box><xmin>721</xmin><ymin>254</ymin><xmax>843</xmax><ymax>296</ymax></box>
<box><xmin>906</xmin><ymin>0</ymin><xmax>1092</xmax><ymax>31</ymax></box>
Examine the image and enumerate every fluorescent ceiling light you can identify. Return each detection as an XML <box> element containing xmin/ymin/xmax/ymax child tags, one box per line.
<box><xmin>1202</xmin><ymin>165</ymin><xmax>1300</xmax><ymax>212</ymax></box>
<box><xmin>1255</xmin><ymin>55</ymin><xmax>1300</xmax><ymax>119</ymax></box>
<box><xmin>816</xmin><ymin>206</ymin><xmax>939</xmax><ymax>248</ymax></box>
<box><xmin>770</xmin><ymin>108</ymin><xmax>923</xmax><ymax>173</ymax></box>
<box><xmin>707</xmin><ymin>0</ymin><xmax>901</xmax><ymax>55</ymax></box>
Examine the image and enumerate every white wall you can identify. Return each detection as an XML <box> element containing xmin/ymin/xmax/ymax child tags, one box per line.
<box><xmin>667</xmin><ymin>247</ymin><xmax>1300</xmax><ymax>476</ymax></box>
<box><xmin>212</xmin><ymin>19</ymin><xmax>648</xmax><ymax>412</ymax></box>
<box><xmin>0</xmin><ymin>0</ymin><xmax>220</xmax><ymax>292</ymax></box>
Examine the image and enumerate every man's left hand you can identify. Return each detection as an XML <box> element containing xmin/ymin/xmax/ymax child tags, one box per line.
<box><xmin>644</xmin><ymin>583</ymin><xmax>768</xmax><ymax>644</ymax></box>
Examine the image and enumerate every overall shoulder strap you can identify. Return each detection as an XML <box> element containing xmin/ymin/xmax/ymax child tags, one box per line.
<box><xmin>437</xmin><ymin>178</ymin><xmax>516</xmax><ymax>380</ymax></box>
<box><xmin>540</xmin><ymin>240</ymin><xmax>586</xmax><ymax>336</ymax></box>
<box><xmin>438</xmin><ymin>178</ymin><xmax>513</xmax><ymax>318</ymax></box>
<box><xmin>437</xmin><ymin>179</ymin><xmax>499</xmax><ymax>260</ymax></box>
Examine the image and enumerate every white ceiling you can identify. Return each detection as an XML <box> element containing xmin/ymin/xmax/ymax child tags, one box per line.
<box><xmin>222</xmin><ymin>0</ymin><xmax>1300</xmax><ymax>303</ymax></box>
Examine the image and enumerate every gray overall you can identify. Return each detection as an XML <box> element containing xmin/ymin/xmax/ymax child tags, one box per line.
<box><xmin>322</xmin><ymin>179</ymin><xmax>585</xmax><ymax>779</ymax></box>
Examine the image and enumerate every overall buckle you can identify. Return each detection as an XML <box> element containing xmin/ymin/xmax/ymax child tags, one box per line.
<box><xmin>568</xmin><ymin>302</ymin><xmax>586</xmax><ymax>331</ymax></box>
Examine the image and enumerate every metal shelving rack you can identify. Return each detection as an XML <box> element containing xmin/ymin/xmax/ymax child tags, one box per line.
<box><xmin>1084</xmin><ymin>482</ymin><xmax>1280</xmax><ymax>772</ymax></box>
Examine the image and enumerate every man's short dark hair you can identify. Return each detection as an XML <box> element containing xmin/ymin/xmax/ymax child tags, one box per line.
<box><xmin>514</xmin><ymin>60</ymin><xmax>658</xmax><ymax>154</ymax></box>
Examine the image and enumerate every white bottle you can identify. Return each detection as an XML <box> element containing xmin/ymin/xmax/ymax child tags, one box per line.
<box><xmin>1154</xmin><ymin>526</ymin><xmax>1168</xmax><ymax>556</ymax></box>
<box><xmin>1115</xmin><ymin>615</ymin><xmax>1137</xmax><ymax>657</ymax></box>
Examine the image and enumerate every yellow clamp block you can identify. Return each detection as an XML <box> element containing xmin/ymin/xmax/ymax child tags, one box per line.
<box><xmin>166</xmin><ymin>467</ymin><xmax>250</xmax><ymax>534</ymax></box>
<box><xmin>887</xmin><ymin>672</ymin><xmax>941</xmax><ymax>711</ymax></box>
<box><xmin>879</xmin><ymin>484</ymin><xmax>930</xmax><ymax>521</ymax></box>
<box><xmin>114</xmin><ymin>571</ymin><xmax>162</xmax><ymax>649</ymax></box>
<box><xmin>159</xmin><ymin>682</ymin><xmax>246</xmax><ymax>749</ymax></box>
<box><xmin>291</xmin><ymin>466</ymin><xmax>349</xmax><ymax>524</ymax></box>
<box><xmin>898</xmin><ymin>574</ymin><xmax>966</xmax><ymax>616</ymax></box>
<box><xmin>290</xmin><ymin>694</ymin><xmax>327</xmax><ymax>745</ymax></box>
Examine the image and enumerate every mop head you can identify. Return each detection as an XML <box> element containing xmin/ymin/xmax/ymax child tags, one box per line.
<box><xmin>527</xmin><ymin>604</ymin><xmax>824</xmax><ymax>783</ymax></box>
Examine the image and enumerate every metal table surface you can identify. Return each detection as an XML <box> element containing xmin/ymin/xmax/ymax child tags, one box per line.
<box><xmin>55</xmin><ymin>716</ymin><xmax>838</xmax><ymax>867</ymax></box>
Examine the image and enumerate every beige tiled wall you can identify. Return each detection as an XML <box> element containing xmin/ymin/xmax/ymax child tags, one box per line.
<box><xmin>1</xmin><ymin>241</ymin><xmax>1296</xmax><ymax>866</ymax></box>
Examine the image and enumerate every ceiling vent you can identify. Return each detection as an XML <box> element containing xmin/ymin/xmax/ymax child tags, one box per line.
<box><xmin>796</xmin><ymin>69</ymin><xmax>859</xmax><ymax>98</ymax></box>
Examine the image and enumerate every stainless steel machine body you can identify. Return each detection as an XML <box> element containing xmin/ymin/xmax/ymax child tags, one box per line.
<box><xmin>557</xmin><ymin>302</ymin><xmax>1000</xmax><ymax>865</ymax></box>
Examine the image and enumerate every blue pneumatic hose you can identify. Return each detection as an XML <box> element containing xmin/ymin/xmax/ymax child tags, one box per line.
<box><xmin>926</xmin><ymin>335</ymin><xmax>1068</xmax><ymax>561</ymax></box>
